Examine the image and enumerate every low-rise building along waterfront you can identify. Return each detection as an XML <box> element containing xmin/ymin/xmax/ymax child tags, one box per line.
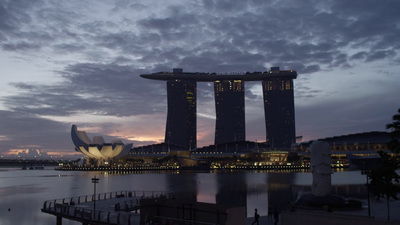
<box><xmin>71</xmin><ymin>125</ymin><xmax>132</xmax><ymax>166</ymax></box>
<box><xmin>60</xmin><ymin>131</ymin><xmax>394</xmax><ymax>171</ymax></box>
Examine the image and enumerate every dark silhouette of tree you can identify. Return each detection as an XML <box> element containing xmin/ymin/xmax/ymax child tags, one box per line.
<box><xmin>287</xmin><ymin>151</ymin><xmax>300</xmax><ymax>164</ymax></box>
<box><xmin>367</xmin><ymin>151</ymin><xmax>400</xmax><ymax>220</ymax></box>
<box><xmin>386</xmin><ymin>108</ymin><xmax>400</xmax><ymax>153</ymax></box>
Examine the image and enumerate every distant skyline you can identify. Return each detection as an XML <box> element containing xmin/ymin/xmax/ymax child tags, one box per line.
<box><xmin>1</xmin><ymin>0</ymin><xmax>399</xmax><ymax>156</ymax></box>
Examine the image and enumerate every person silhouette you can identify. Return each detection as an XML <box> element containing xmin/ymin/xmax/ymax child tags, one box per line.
<box><xmin>252</xmin><ymin>208</ymin><xmax>259</xmax><ymax>225</ymax></box>
<box><xmin>274</xmin><ymin>207</ymin><xmax>279</xmax><ymax>225</ymax></box>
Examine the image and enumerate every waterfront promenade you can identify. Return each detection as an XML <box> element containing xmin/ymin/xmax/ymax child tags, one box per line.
<box><xmin>43</xmin><ymin>189</ymin><xmax>400</xmax><ymax>225</ymax></box>
<box><xmin>245</xmin><ymin>199</ymin><xmax>400</xmax><ymax>225</ymax></box>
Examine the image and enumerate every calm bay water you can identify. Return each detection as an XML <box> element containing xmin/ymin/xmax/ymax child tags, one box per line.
<box><xmin>0</xmin><ymin>167</ymin><xmax>367</xmax><ymax>225</ymax></box>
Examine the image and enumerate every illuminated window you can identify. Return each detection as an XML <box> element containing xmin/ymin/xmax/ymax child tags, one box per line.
<box><xmin>267</xmin><ymin>81</ymin><xmax>273</xmax><ymax>91</ymax></box>
<box><xmin>286</xmin><ymin>81</ymin><xmax>291</xmax><ymax>90</ymax></box>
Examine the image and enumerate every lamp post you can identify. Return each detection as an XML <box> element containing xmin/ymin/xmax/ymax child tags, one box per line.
<box><xmin>91</xmin><ymin>175</ymin><xmax>99</xmax><ymax>211</ymax></box>
<box><xmin>361</xmin><ymin>160</ymin><xmax>371</xmax><ymax>216</ymax></box>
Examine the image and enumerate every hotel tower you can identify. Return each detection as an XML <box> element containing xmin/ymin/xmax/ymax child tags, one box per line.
<box><xmin>141</xmin><ymin>67</ymin><xmax>297</xmax><ymax>149</ymax></box>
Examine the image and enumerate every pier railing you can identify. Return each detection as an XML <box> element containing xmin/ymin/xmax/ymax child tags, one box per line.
<box><xmin>43</xmin><ymin>190</ymin><xmax>169</xmax><ymax>207</ymax></box>
<box><xmin>42</xmin><ymin>190</ymin><xmax>169</xmax><ymax>225</ymax></box>
<box><xmin>43</xmin><ymin>204</ymin><xmax>138</xmax><ymax>224</ymax></box>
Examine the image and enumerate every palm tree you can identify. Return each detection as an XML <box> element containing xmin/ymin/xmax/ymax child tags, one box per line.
<box><xmin>386</xmin><ymin>108</ymin><xmax>400</xmax><ymax>153</ymax></box>
<box><xmin>368</xmin><ymin>151</ymin><xmax>400</xmax><ymax>220</ymax></box>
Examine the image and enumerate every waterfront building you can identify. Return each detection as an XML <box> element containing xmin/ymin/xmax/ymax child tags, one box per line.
<box><xmin>214</xmin><ymin>79</ymin><xmax>245</xmax><ymax>144</ymax></box>
<box><xmin>296</xmin><ymin>131</ymin><xmax>391</xmax><ymax>152</ymax></box>
<box><xmin>262</xmin><ymin>67</ymin><xmax>296</xmax><ymax>149</ymax></box>
<box><xmin>141</xmin><ymin>68</ymin><xmax>297</xmax><ymax>151</ymax></box>
<box><xmin>296</xmin><ymin>131</ymin><xmax>393</xmax><ymax>169</ymax></box>
<box><xmin>165</xmin><ymin>69</ymin><xmax>197</xmax><ymax>150</ymax></box>
<box><xmin>71</xmin><ymin>125</ymin><xmax>132</xmax><ymax>165</ymax></box>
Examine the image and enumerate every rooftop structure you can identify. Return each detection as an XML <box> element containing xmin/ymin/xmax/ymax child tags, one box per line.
<box><xmin>140</xmin><ymin>68</ymin><xmax>297</xmax><ymax>82</ymax></box>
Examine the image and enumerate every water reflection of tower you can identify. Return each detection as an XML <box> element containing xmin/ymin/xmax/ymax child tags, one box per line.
<box><xmin>166</xmin><ymin>173</ymin><xmax>197</xmax><ymax>202</ymax></box>
<box><xmin>267</xmin><ymin>173</ymin><xmax>296</xmax><ymax>211</ymax></box>
<box><xmin>216</xmin><ymin>173</ymin><xmax>247</xmax><ymax>208</ymax></box>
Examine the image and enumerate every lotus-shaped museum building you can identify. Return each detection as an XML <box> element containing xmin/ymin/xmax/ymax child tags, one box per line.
<box><xmin>71</xmin><ymin>125</ymin><xmax>132</xmax><ymax>164</ymax></box>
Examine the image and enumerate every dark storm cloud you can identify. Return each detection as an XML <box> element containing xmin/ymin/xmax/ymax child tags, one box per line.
<box><xmin>0</xmin><ymin>110</ymin><xmax>135</xmax><ymax>153</ymax></box>
<box><xmin>0</xmin><ymin>110</ymin><xmax>72</xmax><ymax>152</ymax></box>
<box><xmin>53</xmin><ymin>43</ymin><xmax>87</xmax><ymax>53</ymax></box>
<box><xmin>0</xmin><ymin>62</ymin><xmax>168</xmax><ymax>152</ymax></box>
<box><xmin>350</xmin><ymin>52</ymin><xmax>368</xmax><ymax>61</ymax></box>
<box><xmin>111</xmin><ymin>2</ymin><xmax>147</xmax><ymax>12</ymax></box>
<box><xmin>0</xmin><ymin>0</ymin><xmax>38</xmax><ymax>33</ymax></box>
<box><xmin>365</xmin><ymin>50</ymin><xmax>397</xmax><ymax>63</ymax></box>
<box><xmin>138</xmin><ymin>1</ymin><xmax>400</xmax><ymax>77</ymax></box>
<box><xmin>295</xmin><ymin>86</ymin><xmax>323</xmax><ymax>100</ymax></box>
<box><xmin>2</xmin><ymin>0</ymin><xmax>399</xmax><ymax>75</ymax></box>
<box><xmin>296</xmin><ymin>93</ymin><xmax>400</xmax><ymax>140</ymax></box>
<box><xmin>3</xmin><ymin>63</ymin><xmax>167</xmax><ymax>117</ymax></box>
<box><xmin>352</xmin><ymin>49</ymin><xmax>397</xmax><ymax>63</ymax></box>
<box><xmin>61</xmin><ymin>63</ymin><xmax>167</xmax><ymax>116</ymax></box>
<box><xmin>0</xmin><ymin>0</ymin><xmax>83</xmax><ymax>53</ymax></box>
<box><xmin>2</xmin><ymin>41</ymin><xmax>42</xmax><ymax>51</ymax></box>
<box><xmin>139</xmin><ymin>17</ymin><xmax>187</xmax><ymax>30</ymax></box>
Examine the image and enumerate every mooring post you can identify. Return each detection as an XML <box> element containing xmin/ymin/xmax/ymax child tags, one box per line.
<box><xmin>56</xmin><ymin>216</ymin><xmax>62</xmax><ymax>225</ymax></box>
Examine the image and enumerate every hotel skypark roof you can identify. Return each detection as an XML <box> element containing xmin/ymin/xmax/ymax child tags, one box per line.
<box><xmin>140</xmin><ymin>70</ymin><xmax>297</xmax><ymax>82</ymax></box>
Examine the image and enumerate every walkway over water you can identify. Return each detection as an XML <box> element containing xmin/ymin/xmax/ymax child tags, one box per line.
<box><xmin>42</xmin><ymin>190</ymin><xmax>167</xmax><ymax>225</ymax></box>
<box><xmin>41</xmin><ymin>190</ymin><xmax>238</xmax><ymax>225</ymax></box>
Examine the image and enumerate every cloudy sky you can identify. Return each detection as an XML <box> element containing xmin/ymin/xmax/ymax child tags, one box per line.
<box><xmin>1</xmin><ymin>0</ymin><xmax>399</xmax><ymax>157</ymax></box>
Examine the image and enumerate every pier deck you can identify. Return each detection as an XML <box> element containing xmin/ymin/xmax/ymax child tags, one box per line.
<box><xmin>41</xmin><ymin>190</ymin><xmax>167</xmax><ymax>225</ymax></box>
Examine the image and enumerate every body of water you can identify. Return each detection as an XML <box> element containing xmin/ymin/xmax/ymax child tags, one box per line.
<box><xmin>0</xmin><ymin>167</ymin><xmax>368</xmax><ymax>225</ymax></box>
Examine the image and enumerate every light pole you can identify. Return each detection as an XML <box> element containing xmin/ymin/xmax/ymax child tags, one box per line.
<box><xmin>91</xmin><ymin>175</ymin><xmax>99</xmax><ymax>211</ymax></box>
<box><xmin>362</xmin><ymin>160</ymin><xmax>371</xmax><ymax>216</ymax></box>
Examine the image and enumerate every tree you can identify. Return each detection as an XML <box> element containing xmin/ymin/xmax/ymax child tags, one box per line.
<box><xmin>287</xmin><ymin>151</ymin><xmax>300</xmax><ymax>164</ymax></box>
<box><xmin>368</xmin><ymin>151</ymin><xmax>400</xmax><ymax>220</ymax></box>
<box><xmin>386</xmin><ymin>108</ymin><xmax>400</xmax><ymax>153</ymax></box>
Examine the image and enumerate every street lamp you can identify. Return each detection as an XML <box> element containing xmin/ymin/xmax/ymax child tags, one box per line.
<box><xmin>361</xmin><ymin>160</ymin><xmax>371</xmax><ymax>216</ymax></box>
<box><xmin>91</xmin><ymin>175</ymin><xmax>99</xmax><ymax>211</ymax></box>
